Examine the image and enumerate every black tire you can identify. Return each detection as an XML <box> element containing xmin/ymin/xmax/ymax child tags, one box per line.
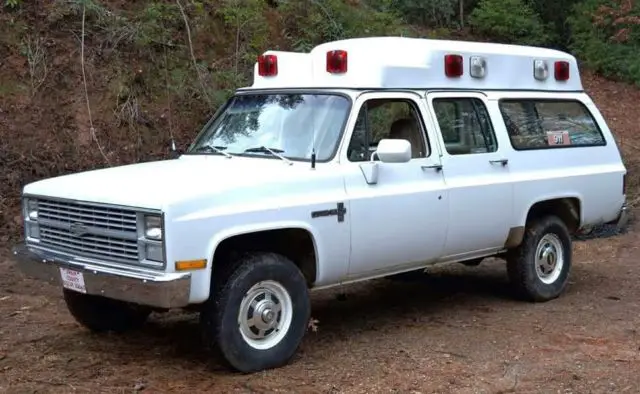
<box><xmin>63</xmin><ymin>289</ymin><xmax>151</xmax><ymax>333</ymax></box>
<box><xmin>506</xmin><ymin>215</ymin><xmax>572</xmax><ymax>302</ymax></box>
<box><xmin>385</xmin><ymin>268</ymin><xmax>427</xmax><ymax>282</ymax></box>
<box><xmin>200</xmin><ymin>252</ymin><xmax>310</xmax><ymax>373</ymax></box>
<box><xmin>460</xmin><ymin>257</ymin><xmax>483</xmax><ymax>267</ymax></box>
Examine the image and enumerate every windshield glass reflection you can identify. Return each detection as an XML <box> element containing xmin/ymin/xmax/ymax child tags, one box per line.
<box><xmin>188</xmin><ymin>93</ymin><xmax>352</xmax><ymax>161</ymax></box>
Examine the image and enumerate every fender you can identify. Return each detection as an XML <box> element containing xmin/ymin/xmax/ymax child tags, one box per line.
<box><xmin>186</xmin><ymin>221</ymin><xmax>322</xmax><ymax>303</ymax></box>
<box><xmin>197</xmin><ymin>221</ymin><xmax>322</xmax><ymax>292</ymax></box>
<box><xmin>206</xmin><ymin>221</ymin><xmax>321</xmax><ymax>266</ymax></box>
<box><xmin>519</xmin><ymin>193</ymin><xmax>583</xmax><ymax>228</ymax></box>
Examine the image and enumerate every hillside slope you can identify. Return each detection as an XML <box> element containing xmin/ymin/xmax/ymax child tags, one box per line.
<box><xmin>1</xmin><ymin>1</ymin><xmax>639</xmax><ymax>243</ymax></box>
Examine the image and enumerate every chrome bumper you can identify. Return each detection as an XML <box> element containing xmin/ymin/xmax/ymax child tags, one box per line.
<box><xmin>11</xmin><ymin>243</ymin><xmax>191</xmax><ymax>309</ymax></box>
<box><xmin>614</xmin><ymin>203</ymin><xmax>630</xmax><ymax>230</ymax></box>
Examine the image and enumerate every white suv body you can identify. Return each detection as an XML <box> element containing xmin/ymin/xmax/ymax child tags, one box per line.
<box><xmin>12</xmin><ymin>37</ymin><xmax>627</xmax><ymax>373</ymax></box>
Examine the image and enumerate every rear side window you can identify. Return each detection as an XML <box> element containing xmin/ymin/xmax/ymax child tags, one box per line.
<box><xmin>498</xmin><ymin>100</ymin><xmax>606</xmax><ymax>150</ymax></box>
<box><xmin>432</xmin><ymin>97</ymin><xmax>498</xmax><ymax>155</ymax></box>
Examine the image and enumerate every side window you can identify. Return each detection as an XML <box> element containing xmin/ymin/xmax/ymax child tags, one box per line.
<box><xmin>347</xmin><ymin>99</ymin><xmax>428</xmax><ymax>162</ymax></box>
<box><xmin>432</xmin><ymin>98</ymin><xmax>498</xmax><ymax>155</ymax></box>
<box><xmin>499</xmin><ymin>99</ymin><xmax>606</xmax><ymax>149</ymax></box>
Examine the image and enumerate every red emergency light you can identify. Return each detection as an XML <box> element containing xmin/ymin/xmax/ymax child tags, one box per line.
<box><xmin>327</xmin><ymin>50</ymin><xmax>348</xmax><ymax>74</ymax></box>
<box><xmin>258</xmin><ymin>54</ymin><xmax>278</xmax><ymax>77</ymax></box>
<box><xmin>444</xmin><ymin>54</ymin><xmax>463</xmax><ymax>78</ymax></box>
<box><xmin>554</xmin><ymin>61</ymin><xmax>570</xmax><ymax>81</ymax></box>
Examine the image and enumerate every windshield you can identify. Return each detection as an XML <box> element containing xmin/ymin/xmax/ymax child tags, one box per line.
<box><xmin>187</xmin><ymin>93</ymin><xmax>352</xmax><ymax>161</ymax></box>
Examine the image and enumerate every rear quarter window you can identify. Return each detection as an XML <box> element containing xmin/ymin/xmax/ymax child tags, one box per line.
<box><xmin>498</xmin><ymin>99</ymin><xmax>606</xmax><ymax>150</ymax></box>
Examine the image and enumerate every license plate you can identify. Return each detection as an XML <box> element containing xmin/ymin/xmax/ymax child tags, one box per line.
<box><xmin>60</xmin><ymin>268</ymin><xmax>87</xmax><ymax>293</ymax></box>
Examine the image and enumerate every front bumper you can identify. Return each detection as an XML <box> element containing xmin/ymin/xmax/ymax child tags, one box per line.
<box><xmin>11</xmin><ymin>243</ymin><xmax>191</xmax><ymax>309</ymax></box>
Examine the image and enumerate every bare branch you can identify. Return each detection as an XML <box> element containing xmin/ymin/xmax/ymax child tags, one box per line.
<box><xmin>24</xmin><ymin>35</ymin><xmax>48</xmax><ymax>97</ymax></box>
<box><xmin>81</xmin><ymin>2</ymin><xmax>111</xmax><ymax>166</ymax></box>
<box><xmin>163</xmin><ymin>45</ymin><xmax>175</xmax><ymax>146</ymax></box>
<box><xmin>176</xmin><ymin>0</ymin><xmax>213</xmax><ymax>106</ymax></box>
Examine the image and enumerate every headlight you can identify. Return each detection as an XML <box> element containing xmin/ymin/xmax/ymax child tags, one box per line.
<box><xmin>141</xmin><ymin>213</ymin><xmax>164</xmax><ymax>263</ymax></box>
<box><xmin>145</xmin><ymin>243</ymin><xmax>164</xmax><ymax>261</ymax></box>
<box><xmin>25</xmin><ymin>198</ymin><xmax>38</xmax><ymax>221</ymax></box>
<box><xmin>144</xmin><ymin>214</ymin><xmax>162</xmax><ymax>240</ymax></box>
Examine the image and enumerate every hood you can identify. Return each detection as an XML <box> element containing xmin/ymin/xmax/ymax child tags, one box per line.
<box><xmin>23</xmin><ymin>155</ymin><xmax>339</xmax><ymax>210</ymax></box>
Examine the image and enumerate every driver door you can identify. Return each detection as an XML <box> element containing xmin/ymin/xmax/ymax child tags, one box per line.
<box><xmin>342</xmin><ymin>91</ymin><xmax>449</xmax><ymax>279</ymax></box>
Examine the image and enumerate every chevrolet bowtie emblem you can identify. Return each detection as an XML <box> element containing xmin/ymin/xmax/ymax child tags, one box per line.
<box><xmin>69</xmin><ymin>222</ymin><xmax>90</xmax><ymax>237</ymax></box>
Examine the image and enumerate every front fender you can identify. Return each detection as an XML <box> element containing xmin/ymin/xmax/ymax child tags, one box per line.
<box><xmin>205</xmin><ymin>220</ymin><xmax>321</xmax><ymax>268</ymax></box>
<box><xmin>184</xmin><ymin>221</ymin><xmax>322</xmax><ymax>304</ymax></box>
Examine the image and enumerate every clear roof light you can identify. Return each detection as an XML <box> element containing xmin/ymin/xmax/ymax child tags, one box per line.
<box><xmin>533</xmin><ymin>59</ymin><xmax>548</xmax><ymax>81</ymax></box>
<box><xmin>470</xmin><ymin>56</ymin><xmax>486</xmax><ymax>78</ymax></box>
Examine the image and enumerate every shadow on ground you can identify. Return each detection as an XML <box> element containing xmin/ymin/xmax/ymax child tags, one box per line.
<box><xmin>22</xmin><ymin>257</ymin><xmax>606</xmax><ymax>375</ymax></box>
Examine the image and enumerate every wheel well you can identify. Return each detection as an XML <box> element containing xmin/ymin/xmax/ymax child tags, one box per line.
<box><xmin>526</xmin><ymin>198</ymin><xmax>581</xmax><ymax>233</ymax></box>
<box><xmin>212</xmin><ymin>228</ymin><xmax>317</xmax><ymax>287</ymax></box>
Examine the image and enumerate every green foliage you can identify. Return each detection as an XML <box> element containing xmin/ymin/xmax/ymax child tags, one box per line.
<box><xmin>527</xmin><ymin>0</ymin><xmax>583</xmax><ymax>48</ymax></box>
<box><xmin>217</xmin><ymin>0</ymin><xmax>269</xmax><ymax>79</ymax></box>
<box><xmin>279</xmin><ymin>0</ymin><xmax>412</xmax><ymax>52</ymax></box>
<box><xmin>4</xmin><ymin>0</ymin><xmax>22</xmax><ymax>9</ymax></box>
<box><xmin>568</xmin><ymin>0</ymin><xmax>640</xmax><ymax>85</ymax></box>
<box><xmin>469</xmin><ymin>0</ymin><xmax>552</xmax><ymax>46</ymax></box>
<box><xmin>368</xmin><ymin>0</ymin><xmax>459</xmax><ymax>28</ymax></box>
<box><xmin>135</xmin><ymin>3</ymin><xmax>183</xmax><ymax>47</ymax></box>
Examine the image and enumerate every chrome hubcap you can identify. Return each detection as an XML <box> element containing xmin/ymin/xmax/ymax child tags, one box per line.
<box><xmin>535</xmin><ymin>233</ymin><xmax>564</xmax><ymax>284</ymax></box>
<box><xmin>238</xmin><ymin>280</ymin><xmax>293</xmax><ymax>350</ymax></box>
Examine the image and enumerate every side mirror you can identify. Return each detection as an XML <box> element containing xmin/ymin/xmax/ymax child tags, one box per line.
<box><xmin>375</xmin><ymin>139</ymin><xmax>412</xmax><ymax>163</ymax></box>
<box><xmin>358</xmin><ymin>139</ymin><xmax>412</xmax><ymax>185</ymax></box>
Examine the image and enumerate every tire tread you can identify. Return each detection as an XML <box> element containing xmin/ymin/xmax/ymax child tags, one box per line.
<box><xmin>506</xmin><ymin>215</ymin><xmax>572</xmax><ymax>302</ymax></box>
<box><xmin>200</xmin><ymin>252</ymin><xmax>310</xmax><ymax>373</ymax></box>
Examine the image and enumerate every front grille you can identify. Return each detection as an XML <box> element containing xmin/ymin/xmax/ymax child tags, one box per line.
<box><xmin>36</xmin><ymin>198</ymin><xmax>141</xmax><ymax>265</ymax></box>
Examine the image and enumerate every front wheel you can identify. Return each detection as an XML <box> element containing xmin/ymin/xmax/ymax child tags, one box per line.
<box><xmin>200</xmin><ymin>252</ymin><xmax>310</xmax><ymax>373</ymax></box>
<box><xmin>506</xmin><ymin>215</ymin><xmax>572</xmax><ymax>302</ymax></box>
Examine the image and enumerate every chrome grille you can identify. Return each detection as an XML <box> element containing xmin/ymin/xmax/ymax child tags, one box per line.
<box><xmin>38</xmin><ymin>199</ymin><xmax>137</xmax><ymax>232</ymax></box>
<box><xmin>36</xmin><ymin>198</ymin><xmax>140</xmax><ymax>264</ymax></box>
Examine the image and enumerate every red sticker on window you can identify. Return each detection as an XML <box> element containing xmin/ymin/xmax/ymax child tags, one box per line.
<box><xmin>546</xmin><ymin>130</ymin><xmax>570</xmax><ymax>146</ymax></box>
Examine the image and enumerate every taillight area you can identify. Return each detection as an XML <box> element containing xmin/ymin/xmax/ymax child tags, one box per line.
<box><xmin>554</xmin><ymin>60</ymin><xmax>570</xmax><ymax>81</ymax></box>
<box><xmin>444</xmin><ymin>54</ymin><xmax>464</xmax><ymax>78</ymax></box>
<box><xmin>326</xmin><ymin>50</ymin><xmax>348</xmax><ymax>74</ymax></box>
<box><xmin>258</xmin><ymin>54</ymin><xmax>278</xmax><ymax>77</ymax></box>
<box><xmin>623</xmin><ymin>173</ymin><xmax>627</xmax><ymax>195</ymax></box>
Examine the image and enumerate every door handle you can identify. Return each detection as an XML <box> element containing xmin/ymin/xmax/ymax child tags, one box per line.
<box><xmin>421</xmin><ymin>164</ymin><xmax>443</xmax><ymax>172</ymax></box>
<box><xmin>489</xmin><ymin>158</ymin><xmax>508</xmax><ymax>166</ymax></box>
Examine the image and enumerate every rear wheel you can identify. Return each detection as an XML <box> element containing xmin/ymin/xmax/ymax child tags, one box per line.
<box><xmin>200</xmin><ymin>252</ymin><xmax>310</xmax><ymax>373</ymax></box>
<box><xmin>460</xmin><ymin>257</ymin><xmax>483</xmax><ymax>267</ymax></box>
<box><xmin>63</xmin><ymin>289</ymin><xmax>151</xmax><ymax>333</ymax></box>
<box><xmin>506</xmin><ymin>215</ymin><xmax>572</xmax><ymax>302</ymax></box>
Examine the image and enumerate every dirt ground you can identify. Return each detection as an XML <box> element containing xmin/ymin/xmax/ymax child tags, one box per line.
<box><xmin>1</xmin><ymin>217</ymin><xmax>639</xmax><ymax>394</ymax></box>
<box><xmin>2</xmin><ymin>3</ymin><xmax>640</xmax><ymax>391</ymax></box>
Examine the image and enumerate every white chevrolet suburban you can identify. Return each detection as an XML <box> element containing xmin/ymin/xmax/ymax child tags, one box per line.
<box><xmin>12</xmin><ymin>37</ymin><xmax>628</xmax><ymax>373</ymax></box>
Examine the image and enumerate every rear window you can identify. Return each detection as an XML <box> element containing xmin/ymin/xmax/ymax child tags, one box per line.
<box><xmin>498</xmin><ymin>99</ymin><xmax>606</xmax><ymax>150</ymax></box>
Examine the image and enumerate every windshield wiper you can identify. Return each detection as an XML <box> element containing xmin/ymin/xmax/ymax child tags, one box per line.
<box><xmin>192</xmin><ymin>145</ymin><xmax>233</xmax><ymax>158</ymax></box>
<box><xmin>243</xmin><ymin>146</ymin><xmax>293</xmax><ymax>165</ymax></box>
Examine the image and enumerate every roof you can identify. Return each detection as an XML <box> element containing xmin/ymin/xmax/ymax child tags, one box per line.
<box><xmin>245</xmin><ymin>36</ymin><xmax>583</xmax><ymax>92</ymax></box>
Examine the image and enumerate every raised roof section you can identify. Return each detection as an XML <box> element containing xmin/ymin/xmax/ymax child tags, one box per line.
<box><xmin>246</xmin><ymin>37</ymin><xmax>583</xmax><ymax>92</ymax></box>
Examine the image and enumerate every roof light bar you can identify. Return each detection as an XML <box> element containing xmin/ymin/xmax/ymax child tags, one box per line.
<box><xmin>469</xmin><ymin>56</ymin><xmax>486</xmax><ymax>78</ymax></box>
<box><xmin>533</xmin><ymin>60</ymin><xmax>549</xmax><ymax>81</ymax></box>
<box><xmin>554</xmin><ymin>60</ymin><xmax>570</xmax><ymax>81</ymax></box>
<box><xmin>327</xmin><ymin>50</ymin><xmax>348</xmax><ymax>74</ymax></box>
<box><xmin>258</xmin><ymin>54</ymin><xmax>278</xmax><ymax>77</ymax></box>
<box><xmin>444</xmin><ymin>54</ymin><xmax>463</xmax><ymax>78</ymax></box>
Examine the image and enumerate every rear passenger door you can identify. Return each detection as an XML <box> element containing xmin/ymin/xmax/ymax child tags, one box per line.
<box><xmin>425</xmin><ymin>92</ymin><xmax>513</xmax><ymax>258</ymax></box>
